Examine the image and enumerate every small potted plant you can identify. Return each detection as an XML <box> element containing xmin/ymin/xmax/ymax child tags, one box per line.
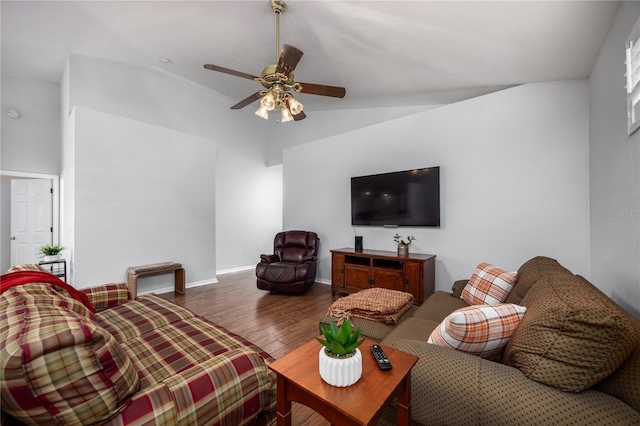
<box><xmin>38</xmin><ymin>244</ymin><xmax>65</xmax><ymax>262</ymax></box>
<box><xmin>317</xmin><ymin>319</ymin><xmax>366</xmax><ymax>387</ymax></box>
<box><xmin>393</xmin><ymin>234</ymin><xmax>416</xmax><ymax>256</ymax></box>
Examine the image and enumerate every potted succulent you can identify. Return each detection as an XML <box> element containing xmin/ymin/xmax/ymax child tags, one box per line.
<box><xmin>393</xmin><ymin>234</ymin><xmax>416</xmax><ymax>256</ymax></box>
<box><xmin>38</xmin><ymin>244</ymin><xmax>65</xmax><ymax>262</ymax></box>
<box><xmin>317</xmin><ymin>319</ymin><xmax>366</xmax><ymax>387</ymax></box>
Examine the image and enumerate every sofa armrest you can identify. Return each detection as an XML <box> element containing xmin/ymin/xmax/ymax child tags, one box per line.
<box><xmin>260</xmin><ymin>254</ymin><xmax>280</xmax><ymax>263</ymax></box>
<box><xmin>80</xmin><ymin>282</ymin><xmax>132</xmax><ymax>312</ymax></box>
<box><xmin>393</xmin><ymin>340</ymin><xmax>640</xmax><ymax>426</ymax></box>
<box><xmin>451</xmin><ymin>279</ymin><xmax>468</xmax><ymax>298</ymax></box>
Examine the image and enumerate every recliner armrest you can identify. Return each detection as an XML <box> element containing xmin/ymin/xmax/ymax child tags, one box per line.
<box><xmin>260</xmin><ymin>254</ymin><xmax>280</xmax><ymax>263</ymax></box>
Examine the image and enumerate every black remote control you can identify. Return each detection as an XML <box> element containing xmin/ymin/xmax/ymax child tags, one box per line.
<box><xmin>370</xmin><ymin>344</ymin><xmax>393</xmax><ymax>370</ymax></box>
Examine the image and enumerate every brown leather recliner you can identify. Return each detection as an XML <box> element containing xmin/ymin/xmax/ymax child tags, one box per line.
<box><xmin>256</xmin><ymin>230</ymin><xmax>319</xmax><ymax>294</ymax></box>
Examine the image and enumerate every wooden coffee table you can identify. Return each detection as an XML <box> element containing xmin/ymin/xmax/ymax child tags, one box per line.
<box><xmin>269</xmin><ymin>338</ymin><xmax>419</xmax><ymax>426</ymax></box>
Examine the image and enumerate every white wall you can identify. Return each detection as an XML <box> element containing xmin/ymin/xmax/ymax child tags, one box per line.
<box><xmin>1</xmin><ymin>76</ymin><xmax>61</xmax><ymax>272</ymax></box>
<box><xmin>60</xmin><ymin>61</ymin><xmax>75</xmax><ymax>278</ymax></box>
<box><xmin>65</xmin><ymin>55</ymin><xmax>282</xmax><ymax>276</ymax></box>
<box><xmin>589</xmin><ymin>1</ymin><xmax>640</xmax><ymax>318</ymax></box>
<box><xmin>1</xmin><ymin>76</ymin><xmax>60</xmax><ymax>174</ymax></box>
<box><xmin>284</xmin><ymin>80</ymin><xmax>591</xmax><ymax>291</ymax></box>
<box><xmin>266</xmin><ymin>105</ymin><xmax>438</xmax><ymax>166</ymax></box>
<box><xmin>72</xmin><ymin>107</ymin><xmax>216</xmax><ymax>292</ymax></box>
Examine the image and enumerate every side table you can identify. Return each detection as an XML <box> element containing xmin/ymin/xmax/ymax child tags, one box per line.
<box><xmin>269</xmin><ymin>338</ymin><xmax>418</xmax><ymax>426</ymax></box>
<box><xmin>39</xmin><ymin>259</ymin><xmax>67</xmax><ymax>283</ymax></box>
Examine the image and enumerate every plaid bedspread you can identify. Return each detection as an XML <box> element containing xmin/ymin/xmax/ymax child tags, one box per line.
<box><xmin>94</xmin><ymin>294</ymin><xmax>277</xmax><ymax>426</ymax></box>
<box><xmin>1</xmin><ymin>274</ymin><xmax>277</xmax><ymax>426</ymax></box>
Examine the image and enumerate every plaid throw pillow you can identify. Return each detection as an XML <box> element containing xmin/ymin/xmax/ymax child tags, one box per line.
<box><xmin>428</xmin><ymin>303</ymin><xmax>527</xmax><ymax>359</ymax></box>
<box><xmin>461</xmin><ymin>263</ymin><xmax>517</xmax><ymax>305</ymax></box>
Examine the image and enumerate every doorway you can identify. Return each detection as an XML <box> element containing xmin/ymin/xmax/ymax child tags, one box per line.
<box><xmin>0</xmin><ymin>171</ymin><xmax>60</xmax><ymax>272</ymax></box>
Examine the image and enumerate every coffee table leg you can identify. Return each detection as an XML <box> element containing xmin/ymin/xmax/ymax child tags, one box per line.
<box><xmin>277</xmin><ymin>374</ymin><xmax>292</xmax><ymax>426</ymax></box>
<box><xmin>397</xmin><ymin>374</ymin><xmax>412</xmax><ymax>426</ymax></box>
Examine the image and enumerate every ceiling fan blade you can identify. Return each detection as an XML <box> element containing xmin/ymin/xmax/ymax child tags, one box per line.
<box><xmin>276</xmin><ymin>44</ymin><xmax>304</xmax><ymax>77</ymax></box>
<box><xmin>297</xmin><ymin>82</ymin><xmax>346</xmax><ymax>98</ymax></box>
<box><xmin>231</xmin><ymin>92</ymin><xmax>263</xmax><ymax>110</ymax></box>
<box><xmin>293</xmin><ymin>111</ymin><xmax>306</xmax><ymax>121</ymax></box>
<box><xmin>204</xmin><ymin>64</ymin><xmax>258</xmax><ymax>81</ymax></box>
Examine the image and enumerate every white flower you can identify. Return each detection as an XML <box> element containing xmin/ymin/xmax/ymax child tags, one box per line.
<box><xmin>393</xmin><ymin>234</ymin><xmax>416</xmax><ymax>245</ymax></box>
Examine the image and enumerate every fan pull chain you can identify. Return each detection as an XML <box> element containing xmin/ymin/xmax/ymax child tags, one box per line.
<box><xmin>275</xmin><ymin>11</ymin><xmax>280</xmax><ymax>63</ymax></box>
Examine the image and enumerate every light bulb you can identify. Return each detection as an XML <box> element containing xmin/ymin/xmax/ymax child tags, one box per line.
<box><xmin>255</xmin><ymin>106</ymin><xmax>269</xmax><ymax>120</ymax></box>
<box><xmin>288</xmin><ymin>96</ymin><xmax>303</xmax><ymax>115</ymax></box>
<box><xmin>281</xmin><ymin>106</ymin><xmax>293</xmax><ymax>123</ymax></box>
<box><xmin>260</xmin><ymin>92</ymin><xmax>276</xmax><ymax>111</ymax></box>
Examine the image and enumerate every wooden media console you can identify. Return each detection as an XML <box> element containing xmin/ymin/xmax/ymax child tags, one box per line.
<box><xmin>331</xmin><ymin>248</ymin><xmax>436</xmax><ymax>305</ymax></box>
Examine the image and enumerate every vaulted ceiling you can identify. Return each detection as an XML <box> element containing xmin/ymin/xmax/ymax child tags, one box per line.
<box><xmin>1</xmin><ymin>1</ymin><xmax>619</xmax><ymax>111</ymax></box>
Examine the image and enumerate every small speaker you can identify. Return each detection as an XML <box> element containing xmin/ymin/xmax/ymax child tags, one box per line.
<box><xmin>355</xmin><ymin>236</ymin><xmax>363</xmax><ymax>251</ymax></box>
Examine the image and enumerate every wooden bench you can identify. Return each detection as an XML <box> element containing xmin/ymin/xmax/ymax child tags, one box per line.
<box><xmin>127</xmin><ymin>262</ymin><xmax>185</xmax><ymax>299</ymax></box>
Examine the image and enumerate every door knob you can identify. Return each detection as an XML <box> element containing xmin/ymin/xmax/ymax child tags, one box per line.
<box><xmin>9</xmin><ymin>236</ymin><xmax>16</xmax><ymax>240</ymax></box>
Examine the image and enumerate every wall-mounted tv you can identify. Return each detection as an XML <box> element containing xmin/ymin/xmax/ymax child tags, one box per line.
<box><xmin>351</xmin><ymin>167</ymin><xmax>440</xmax><ymax>227</ymax></box>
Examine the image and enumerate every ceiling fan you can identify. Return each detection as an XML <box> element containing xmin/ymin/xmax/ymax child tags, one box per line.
<box><xmin>204</xmin><ymin>0</ymin><xmax>346</xmax><ymax>122</ymax></box>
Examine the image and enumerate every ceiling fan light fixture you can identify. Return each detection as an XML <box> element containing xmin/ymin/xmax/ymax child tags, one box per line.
<box><xmin>203</xmin><ymin>0</ymin><xmax>345</xmax><ymax>122</ymax></box>
<box><xmin>281</xmin><ymin>106</ymin><xmax>294</xmax><ymax>123</ymax></box>
<box><xmin>287</xmin><ymin>95</ymin><xmax>303</xmax><ymax>115</ymax></box>
<box><xmin>261</xmin><ymin>92</ymin><xmax>277</xmax><ymax>111</ymax></box>
<box><xmin>255</xmin><ymin>105</ymin><xmax>270</xmax><ymax>119</ymax></box>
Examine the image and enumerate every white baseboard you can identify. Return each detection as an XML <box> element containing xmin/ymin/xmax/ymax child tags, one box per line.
<box><xmin>216</xmin><ymin>265</ymin><xmax>255</xmax><ymax>275</ymax></box>
<box><xmin>138</xmin><ymin>277</ymin><xmax>218</xmax><ymax>297</ymax></box>
<box><xmin>137</xmin><ymin>270</ymin><xmax>330</xmax><ymax>296</ymax></box>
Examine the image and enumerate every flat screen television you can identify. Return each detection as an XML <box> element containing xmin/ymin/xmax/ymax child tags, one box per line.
<box><xmin>351</xmin><ymin>166</ymin><xmax>440</xmax><ymax>227</ymax></box>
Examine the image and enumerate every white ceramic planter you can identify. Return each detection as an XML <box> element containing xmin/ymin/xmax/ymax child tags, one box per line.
<box><xmin>319</xmin><ymin>347</ymin><xmax>362</xmax><ymax>387</ymax></box>
<box><xmin>43</xmin><ymin>255</ymin><xmax>59</xmax><ymax>262</ymax></box>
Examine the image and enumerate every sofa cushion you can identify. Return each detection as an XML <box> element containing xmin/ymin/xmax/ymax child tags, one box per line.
<box><xmin>389</xmin><ymin>339</ymin><xmax>640</xmax><ymax>426</ymax></box>
<box><xmin>594</xmin><ymin>302</ymin><xmax>640</xmax><ymax>412</ymax></box>
<box><xmin>461</xmin><ymin>263</ymin><xmax>517</xmax><ymax>305</ymax></box>
<box><xmin>380</xmin><ymin>317</ymin><xmax>441</xmax><ymax>348</ymax></box>
<box><xmin>95</xmin><ymin>294</ymin><xmax>275</xmax><ymax>380</ymax></box>
<box><xmin>92</xmin><ymin>294</ymin><xmax>278</xmax><ymax>425</ymax></box>
<box><xmin>0</xmin><ymin>283</ymin><xmax>139</xmax><ymax>426</ymax></box>
<box><xmin>503</xmin><ymin>273</ymin><xmax>638</xmax><ymax>392</ymax></box>
<box><xmin>505</xmin><ymin>256</ymin><xmax>572</xmax><ymax>304</ymax></box>
<box><xmin>451</xmin><ymin>279</ymin><xmax>469</xmax><ymax>298</ymax></box>
<box><xmin>413</xmin><ymin>290</ymin><xmax>470</xmax><ymax>323</ymax></box>
<box><xmin>428</xmin><ymin>304</ymin><xmax>527</xmax><ymax>359</ymax></box>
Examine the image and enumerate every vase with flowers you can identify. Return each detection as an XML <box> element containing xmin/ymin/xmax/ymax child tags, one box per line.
<box><xmin>393</xmin><ymin>234</ymin><xmax>416</xmax><ymax>256</ymax></box>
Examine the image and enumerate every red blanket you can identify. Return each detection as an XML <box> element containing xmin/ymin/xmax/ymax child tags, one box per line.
<box><xmin>0</xmin><ymin>270</ymin><xmax>95</xmax><ymax>313</ymax></box>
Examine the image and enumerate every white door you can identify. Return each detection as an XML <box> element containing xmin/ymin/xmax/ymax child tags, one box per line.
<box><xmin>10</xmin><ymin>179</ymin><xmax>53</xmax><ymax>266</ymax></box>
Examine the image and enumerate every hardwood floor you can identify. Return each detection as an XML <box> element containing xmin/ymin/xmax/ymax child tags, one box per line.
<box><xmin>159</xmin><ymin>269</ymin><xmax>337</xmax><ymax>425</ymax></box>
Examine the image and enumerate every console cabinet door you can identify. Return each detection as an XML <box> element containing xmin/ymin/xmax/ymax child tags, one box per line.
<box><xmin>403</xmin><ymin>261</ymin><xmax>424</xmax><ymax>303</ymax></box>
<box><xmin>373</xmin><ymin>269</ymin><xmax>404</xmax><ymax>292</ymax></box>
<box><xmin>344</xmin><ymin>265</ymin><xmax>372</xmax><ymax>290</ymax></box>
<box><xmin>331</xmin><ymin>253</ymin><xmax>345</xmax><ymax>289</ymax></box>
